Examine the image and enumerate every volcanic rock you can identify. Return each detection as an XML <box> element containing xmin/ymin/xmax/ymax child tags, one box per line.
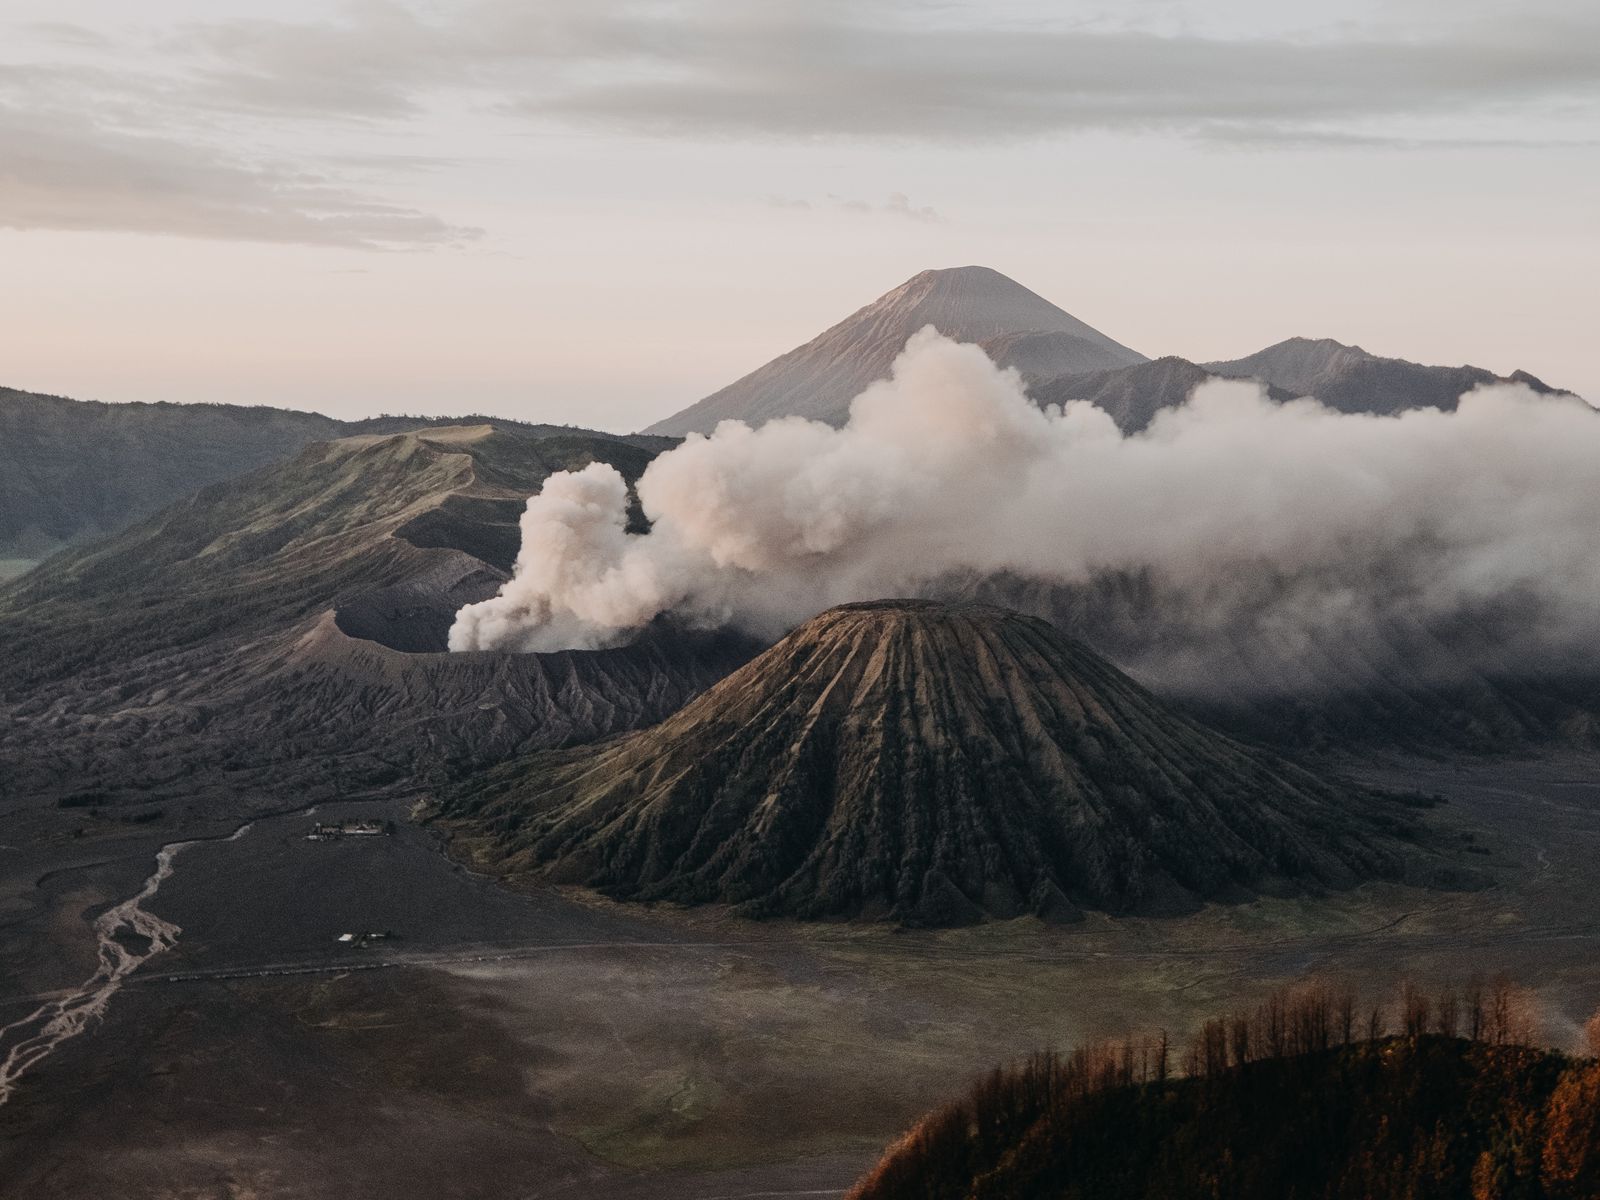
<box><xmin>447</xmin><ymin>600</ymin><xmax>1431</xmax><ymax>924</ymax></box>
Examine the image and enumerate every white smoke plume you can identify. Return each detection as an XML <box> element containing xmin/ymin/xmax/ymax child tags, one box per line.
<box><xmin>449</xmin><ymin>327</ymin><xmax>1600</xmax><ymax>693</ymax></box>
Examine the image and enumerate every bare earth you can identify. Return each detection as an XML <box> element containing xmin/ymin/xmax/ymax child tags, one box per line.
<box><xmin>0</xmin><ymin>754</ymin><xmax>1597</xmax><ymax>1198</ymax></box>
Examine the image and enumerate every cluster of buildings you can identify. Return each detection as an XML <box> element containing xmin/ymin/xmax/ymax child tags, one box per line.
<box><xmin>304</xmin><ymin>820</ymin><xmax>387</xmax><ymax>841</ymax></box>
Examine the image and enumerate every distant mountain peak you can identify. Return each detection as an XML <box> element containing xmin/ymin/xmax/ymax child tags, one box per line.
<box><xmin>644</xmin><ymin>267</ymin><xmax>1146</xmax><ymax>435</ymax></box>
<box><xmin>1267</xmin><ymin>335</ymin><xmax>1373</xmax><ymax>356</ymax></box>
<box><xmin>1205</xmin><ymin>337</ymin><xmax>1573</xmax><ymax>416</ymax></box>
<box><xmin>903</xmin><ymin>263</ymin><xmax>1011</xmax><ymax>283</ymax></box>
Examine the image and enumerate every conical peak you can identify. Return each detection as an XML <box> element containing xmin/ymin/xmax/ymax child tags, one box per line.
<box><xmin>804</xmin><ymin>597</ymin><xmax>1025</xmax><ymax>630</ymax></box>
<box><xmin>902</xmin><ymin>265</ymin><xmax>1020</xmax><ymax>289</ymax></box>
<box><xmin>447</xmin><ymin>597</ymin><xmax>1433</xmax><ymax>925</ymax></box>
<box><xmin>1264</xmin><ymin>335</ymin><xmax>1372</xmax><ymax>360</ymax></box>
<box><xmin>644</xmin><ymin>266</ymin><xmax>1145</xmax><ymax>434</ymax></box>
<box><xmin>782</xmin><ymin>600</ymin><xmax>1087</xmax><ymax>681</ymax></box>
<box><xmin>883</xmin><ymin>265</ymin><xmax>1059</xmax><ymax>314</ymax></box>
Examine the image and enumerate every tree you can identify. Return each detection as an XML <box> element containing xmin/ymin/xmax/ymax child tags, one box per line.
<box><xmin>1542</xmin><ymin>1063</ymin><xmax>1600</xmax><ymax>1199</ymax></box>
<box><xmin>1435</xmin><ymin>987</ymin><xmax>1460</xmax><ymax>1038</ymax></box>
<box><xmin>1401</xmin><ymin>982</ymin><xmax>1431</xmax><ymax>1040</ymax></box>
<box><xmin>1486</xmin><ymin>975</ymin><xmax>1538</xmax><ymax>1046</ymax></box>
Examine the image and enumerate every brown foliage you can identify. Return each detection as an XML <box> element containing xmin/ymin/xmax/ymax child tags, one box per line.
<box><xmin>1542</xmin><ymin>1062</ymin><xmax>1600</xmax><ymax>1198</ymax></box>
<box><xmin>849</xmin><ymin>978</ymin><xmax>1598</xmax><ymax>1200</ymax></box>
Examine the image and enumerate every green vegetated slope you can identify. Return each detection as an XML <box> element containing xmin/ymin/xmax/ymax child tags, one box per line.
<box><xmin>444</xmin><ymin>600</ymin><xmax>1457</xmax><ymax>925</ymax></box>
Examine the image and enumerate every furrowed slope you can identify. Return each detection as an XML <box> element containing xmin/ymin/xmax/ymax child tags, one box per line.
<box><xmin>445</xmin><ymin>601</ymin><xmax>1444</xmax><ymax>925</ymax></box>
<box><xmin>958</xmin><ymin>572</ymin><xmax>1600</xmax><ymax>755</ymax></box>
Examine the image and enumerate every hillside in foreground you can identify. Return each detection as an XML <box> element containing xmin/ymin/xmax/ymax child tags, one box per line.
<box><xmin>851</xmin><ymin>986</ymin><xmax>1600</xmax><ymax>1200</ymax></box>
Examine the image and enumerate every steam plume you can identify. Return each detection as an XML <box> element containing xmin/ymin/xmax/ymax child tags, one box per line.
<box><xmin>449</xmin><ymin>327</ymin><xmax>1600</xmax><ymax>693</ymax></box>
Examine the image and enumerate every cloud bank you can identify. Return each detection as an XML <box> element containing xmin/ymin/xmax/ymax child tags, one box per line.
<box><xmin>0</xmin><ymin>101</ymin><xmax>480</xmax><ymax>249</ymax></box>
<box><xmin>144</xmin><ymin>1</ymin><xmax>1600</xmax><ymax>145</ymax></box>
<box><xmin>449</xmin><ymin>328</ymin><xmax>1600</xmax><ymax>693</ymax></box>
<box><xmin>7</xmin><ymin>1</ymin><xmax>1596</xmax><ymax>246</ymax></box>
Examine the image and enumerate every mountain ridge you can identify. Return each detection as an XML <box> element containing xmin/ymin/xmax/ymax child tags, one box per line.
<box><xmin>644</xmin><ymin>266</ymin><xmax>1147</xmax><ymax>435</ymax></box>
<box><xmin>644</xmin><ymin>269</ymin><xmax>1580</xmax><ymax>437</ymax></box>
<box><xmin>1203</xmin><ymin>336</ymin><xmax>1575</xmax><ymax>416</ymax></box>
<box><xmin>0</xmin><ymin>385</ymin><xmax>670</xmax><ymax>560</ymax></box>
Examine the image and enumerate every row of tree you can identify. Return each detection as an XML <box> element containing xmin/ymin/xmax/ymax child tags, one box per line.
<box><xmin>848</xmin><ymin>978</ymin><xmax>1600</xmax><ymax>1200</ymax></box>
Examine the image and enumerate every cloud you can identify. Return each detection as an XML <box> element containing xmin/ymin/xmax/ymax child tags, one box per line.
<box><xmin>840</xmin><ymin>192</ymin><xmax>943</xmax><ymax>222</ymax></box>
<box><xmin>449</xmin><ymin>329</ymin><xmax>1600</xmax><ymax>705</ymax></box>
<box><xmin>0</xmin><ymin>30</ymin><xmax>479</xmax><ymax>250</ymax></box>
<box><xmin>1196</xmin><ymin>123</ymin><xmax>1600</xmax><ymax>152</ymax></box>
<box><xmin>165</xmin><ymin>1</ymin><xmax>1600</xmax><ymax>144</ymax></box>
<box><xmin>768</xmin><ymin>191</ymin><xmax>943</xmax><ymax>221</ymax></box>
<box><xmin>18</xmin><ymin>22</ymin><xmax>116</xmax><ymax>50</ymax></box>
<box><xmin>0</xmin><ymin>101</ymin><xmax>481</xmax><ymax>248</ymax></box>
<box><xmin>4</xmin><ymin>1</ymin><xmax>1594</xmax><ymax>248</ymax></box>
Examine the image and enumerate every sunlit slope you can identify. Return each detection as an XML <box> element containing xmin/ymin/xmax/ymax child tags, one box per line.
<box><xmin>849</xmin><ymin>1033</ymin><xmax>1598</xmax><ymax>1200</ymax></box>
<box><xmin>0</xmin><ymin>384</ymin><xmax>673</xmax><ymax>557</ymax></box>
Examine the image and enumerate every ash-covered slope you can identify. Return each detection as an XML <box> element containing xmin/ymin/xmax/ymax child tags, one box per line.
<box><xmin>1031</xmin><ymin>356</ymin><xmax>1297</xmax><ymax>433</ymax></box>
<box><xmin>446</xmin><ymin>601</ymin><xmax>1435</xmax><ymax>925</ymax></box>
<box><xmin>645</xmin><ymin>267</ymin><xmax>1145</xmax><ymax>434</ymax></box>
<box><xmin>1205</xmin><ymin>337</ymin><xmax>1577</xmax><ymax>415</ymax></box>
<box><xmin>0</xmin><ymin>425</ymin><xmax>749</xmax><ymax>811</ymax></box>
<box><xmin>0</xmin><ymin>385</ymin><xmax>670</xmax><ymax>559</ymax></box>
<box><xmin>955</xmin><ymin>572</ymin><xmax>1600</xmax><ymax>756</ymax></box>
<box><xmin>0</xmin><ymin>387</ymin><xmax>341</xmax><ymax>558</ymax></box>
<box><xmin>1029</xmin><ymin>343</ymin><xmax>1580</xmax><ymax>435</ymax></box>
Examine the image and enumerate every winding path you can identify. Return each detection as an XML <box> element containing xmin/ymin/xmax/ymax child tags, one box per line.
<box><xmin>0</xmin><ymin>821</ymin><xmax>253</xmax><ymax>1106</ymax></box>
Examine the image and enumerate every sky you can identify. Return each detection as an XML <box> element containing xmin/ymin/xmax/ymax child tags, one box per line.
<box><xmin>1</xmin><ymin>0</ymin><xmax>1595</xmax><ymax>431</ymax></box>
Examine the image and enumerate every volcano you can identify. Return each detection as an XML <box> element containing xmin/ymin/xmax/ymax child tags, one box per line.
<box><xmin>1204</xmin><ymin>336</ymin><xmax>1575</xmax><ymax>416</ymax></box>
<box><xmin>0</xmin><ymin>424</ymin><xmax>751</xmax><ymax>810</ymax></box>
<box><xmin>446</xmin><ymin>600</ymin><xmax>1436</xmax><ymax>925</ymax></box>
<box><xmin>645</xmin><ymin>266</ymin><xmax>1145</xmax><ymax>434</ymax></box>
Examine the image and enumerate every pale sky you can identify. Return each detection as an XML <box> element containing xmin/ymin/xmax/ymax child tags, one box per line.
<box><xmin>2</xmin><ymin>0</ymin><xmax>1596</xmax><ymax>430</ymax></box>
